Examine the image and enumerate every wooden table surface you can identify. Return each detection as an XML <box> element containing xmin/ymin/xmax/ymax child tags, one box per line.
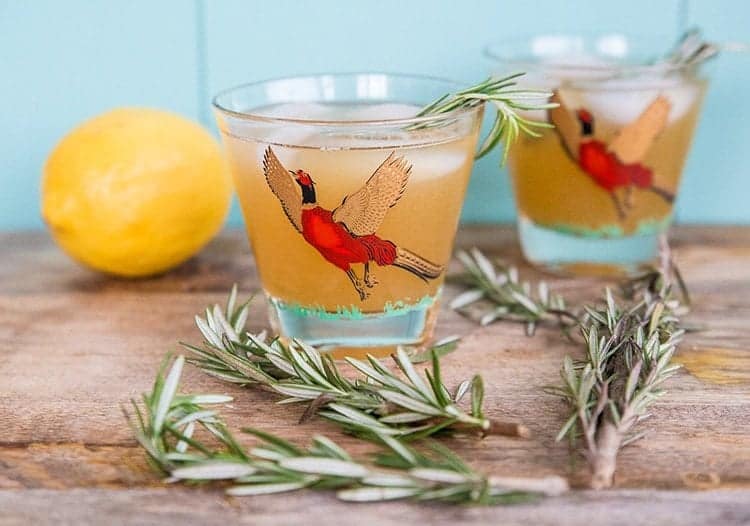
<box><xmin>1</xmin><ymin>226</ymin><xmax>749</xmax><ymax>525</ymax></box>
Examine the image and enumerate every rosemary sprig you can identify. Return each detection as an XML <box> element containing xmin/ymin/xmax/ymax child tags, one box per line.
<box><xmin>416</xmin><ymin>73</ymin><xmax>556</xmax><ymax>164</ymax></box>
<box><xmin>450</xmin><ymin>248</ymin><xmax>576</xmax><ymax>335</ymax></box>
<box><xmin>183</xmin><ymin>288</ymin><xmax>529</xmax><ymax>439</ymax></box>
<box><xmin>127</xmin><ymin>356</ymin><xmax>568</xmax><ymax>504</ymax></box>
<box><xmin>450</xmin><ymin>240</ymin><xmax>689</xmax><ymax>488</ymax></box>
<box><xmin>548</xmin><ymin>240</ymin><xmax>687</xmax><ymax>489</ymax></box>
<box><xmin>664</xmin><ymin>27</ymin><xmax>719</xmax><ymax>69</ymax></box>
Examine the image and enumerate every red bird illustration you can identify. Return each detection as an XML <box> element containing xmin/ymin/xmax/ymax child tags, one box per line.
<box><xmin>263</xmin><ymin>147</ymin><xmax>443</xmax><ymax>300</ymax></box>
<box><xmin>549</xmin><ymin>92</ymin><xmax>675</xmax><ymax>219</ymax></box>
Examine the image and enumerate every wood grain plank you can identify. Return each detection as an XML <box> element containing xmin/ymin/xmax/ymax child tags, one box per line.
<box><xmin>1</xmin><ymin>226</ymin><xmax>749</xmax><ymax>518</ymax></box>
<box><xmin>0</xmin><ymin>445</ymin><xmax>152</xmax><ymax>490</ymax></box>
<box><xmin>1</xmin><ymin>488</ymin><xmax>749</xmax><ymax>526</ymax></box>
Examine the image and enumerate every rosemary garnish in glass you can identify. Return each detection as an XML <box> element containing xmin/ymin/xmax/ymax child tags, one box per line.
<box><xmin>415</xmin><ymin>73</ymin><xmax>555</xmax><ymax>164</ymax></box>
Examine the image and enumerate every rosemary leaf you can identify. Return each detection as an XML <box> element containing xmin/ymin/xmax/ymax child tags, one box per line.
<box><xmin>551</xmin><ymin>238</ymin><xmax>688</xmax><ymax>489</ymax></box>
<box><xmin>451</xmin><ymin>249</ymin><xmax>574</xmax><ymax>332</ymax></box>
<box><xmin>183</xmin><ymin>293</ymin><xmax>527</xmax><ymax>438</ymax></box>
<box><xmin>127</xmin><ymin>357</ymin><xmax>568</xmax><ymax>505</ymax></box>
<box><xmin>414</xmin><ymin>73</ymin><xmax>554</xmax><ymax>166</ymax></box>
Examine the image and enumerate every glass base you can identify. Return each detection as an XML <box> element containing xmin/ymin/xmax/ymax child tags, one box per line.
<box><xmin>267</xmin><ymin>294</ymin><xmax>439</xmax><ymax>358</ymax></box>
<box><xmin>518</xmin><ymin>217</ymin><xmax>662</xmax><ymax>277</ymax></box>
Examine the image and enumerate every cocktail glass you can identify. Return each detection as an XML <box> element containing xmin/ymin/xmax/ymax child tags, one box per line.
<box><xmin>486</xmin><ymin>34</ymin><xmax>709</xmax><ymax>276</ymax></box>
<box><xmin>213</xmin><ymin>74</ymin><xmax>483</xmax><ymax>355</ymax></box>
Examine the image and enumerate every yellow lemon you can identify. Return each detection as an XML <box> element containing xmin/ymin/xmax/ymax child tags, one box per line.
<box><xmin>42</xmin><ymin>108</ymin><xmax>232</xmax><ymax>277</ymax></box>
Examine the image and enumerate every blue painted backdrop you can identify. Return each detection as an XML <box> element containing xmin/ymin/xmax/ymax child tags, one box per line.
<box><xmin>2</xmin><ymin>0</ymin><xmax>748</xmax><ymax>230</ymax></box>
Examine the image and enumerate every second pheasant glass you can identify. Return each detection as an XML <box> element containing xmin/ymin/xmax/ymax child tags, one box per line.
<box><xmin>214</xmin><ymin>74</ymin><xmax>483</xmax><ymax>355</ymax></box>
<box><xmin>487</xmin><ymin>34</ymin><xmax>709</xmax><ymax>276</ymax></box>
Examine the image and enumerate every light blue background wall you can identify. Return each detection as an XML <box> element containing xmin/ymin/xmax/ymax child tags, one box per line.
<box><xmin>1</xmin><ymin>0</ymin><xmax>748</xmax><ymax>230</ymax></box>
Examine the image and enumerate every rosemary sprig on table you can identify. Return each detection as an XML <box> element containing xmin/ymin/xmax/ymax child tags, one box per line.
<box><xmin>183</xmin><ymin>288</ymin><xmax>529</xmax><ymax>439</ymax></box>
<box><xmin>450</xmin><ymin>248</ymin><xmax>576</xmax><ymax>335</ymax></box>
<box><xmin>450</xmin><ymin>240</ymin><xmax>689</xmax><ymax>489</ymax></box>
<box><xmin>127</xmin><ymin>356</ymin><xmax>568</xmax><ymax>504</ymax></box>
<box><xmin>415</xmin><ymin>73</ymin><xmax>556</xmax><ymax>164</ymax></box>
<box><xmin>548</xmin><ymin>240</ymin><xmax>688</xmax><ymax>489</ymax></box>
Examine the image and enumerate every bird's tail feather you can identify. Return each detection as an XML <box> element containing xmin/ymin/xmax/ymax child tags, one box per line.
<box><xmin>393</xmin><ymin>248</ymin><xmax>443</xmax><ymax>281</ymax></box>
<box><xmin>649</xmin><ymin>185</ymin><xmax>675</xmax><ymax>203</ymax></box>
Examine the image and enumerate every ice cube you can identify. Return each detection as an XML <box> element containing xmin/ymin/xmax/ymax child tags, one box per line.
<box><xmin>342</xmin><ymin>103</ymin><xmax>420</xmax><ymax>121</ymax></box>
<box><xmin>504</xmin><ymin>46</ymin><xmax>703</xmax><ymax>125</ymax></box>
<box><xmin>315</xmin><ymin>130</ymin><xmax>414</xmax><ymax>150</ymax></box>
<box><xmin>252</xmin><ymin>102</ymin><xmax>419</xmax><ymax>122</ymax></box>
<box><xmin>225</xmin><ymin>101</ymin><xmax>468</xmax><ymax>151</ymax></box>
<box><xmin>223</xmin><ymin>115</ymin><xmax>315</xmax><ymax>149</ymax></box>
<box><xmin>406</xmin><ymin>146</ymin><xmax>470</xmax><ymax>181</ymax></box>
<box><xmin>563</xmin><ymin>77</ymin><xmax>701</xmax><ymax>125</ymax></box>
<box><xmin>253</xmin><ymin>102</ymin><xmax>341</xmax><ymax>120</ymax></box>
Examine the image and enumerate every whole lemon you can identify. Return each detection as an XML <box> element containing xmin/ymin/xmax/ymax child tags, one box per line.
<box><xmin>42</xmin><ymin>108</ymin><xmax>232</xmax><ymax>277</ymax></box>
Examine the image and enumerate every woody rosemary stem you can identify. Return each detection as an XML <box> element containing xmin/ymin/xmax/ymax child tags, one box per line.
<box><xmin>588</xmin><ymin>420</ymin><xmax>621</xmax><ymax>490</ymax></box>
<box><xmin>127</xmin><ymin>355</ymin><xmax>569</xmax><ymax>504</ymax></box>
<box><xmin>485</xmin><ymin>420</ymin><xmax>532</xmax><ymax>439</ymax></box>
<box><xmin>549</xmin><ymin>238</ymin><xmax>687</xmax><ymax>489</ymax></box>
<box><xmin>184</xmin><ymin>290</ymin><xmax>530</xmax><ymax>441</ymax></box>
<box><xmin>453</xmin><ymin>238</ymin><xmax>688</xmax><ymax>489</ymax></box>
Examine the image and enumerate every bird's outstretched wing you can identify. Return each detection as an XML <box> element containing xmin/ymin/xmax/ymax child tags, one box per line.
<box><xmin>548</xmin><ymin>90</ymin><xmax>581</xmax><ymax>160</ymax></box>
<box><xmin>263</xmin><ymin>147</ymin><xmax>303</xmax><ymax>232</ymax></box>
<box><xmin>332</xmin><ymin>152</ymin><xmax>411</xmax><ymax>236</ymax></box>
<box><xmin>609</xmin><ymin>95</ymin><xmax>671</xmax><ymax>164</ymax></box>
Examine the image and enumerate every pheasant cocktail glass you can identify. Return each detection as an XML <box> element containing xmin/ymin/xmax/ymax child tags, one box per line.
<box><xmin>487</xmin><ymin>34</ymin><xmax>710</xmax><ymax>276</ymax></box>
<box><xmin>213</xmin><ymin>74</ymin><xmax>483</xmax><ymax>355</ymax></box>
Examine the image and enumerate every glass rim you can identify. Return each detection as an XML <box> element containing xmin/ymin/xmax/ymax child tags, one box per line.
<box><xmin>484</xmin><ymin>33</ymin><xmax>693</xmax><ymax>76</ymax></box>
<box><xmin>211</xmin><ymin>72</ymin><xmax>483</xmax><ymax>127</ymax></box>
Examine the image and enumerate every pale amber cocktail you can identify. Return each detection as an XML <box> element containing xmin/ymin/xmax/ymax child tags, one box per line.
<box><xmin>214</xmin><ymin>74</ymin><xmax>483</xmax><ymax>353</ymax></box>
<box><xmin>487</xmin><ymin>35</ymin><xmax>709</xmax><ymax>275</ymax></box>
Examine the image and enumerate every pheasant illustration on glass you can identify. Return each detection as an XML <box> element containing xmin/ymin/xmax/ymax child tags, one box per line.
<box><xmin>262</xmin><ymin>147</ymin><xmax>443</xmax><ymax>301</ymax></box>
<box><xmin>549</xmin><ymin>91</ymin><xmax>674</xmax><ymax>220</ymax></box>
